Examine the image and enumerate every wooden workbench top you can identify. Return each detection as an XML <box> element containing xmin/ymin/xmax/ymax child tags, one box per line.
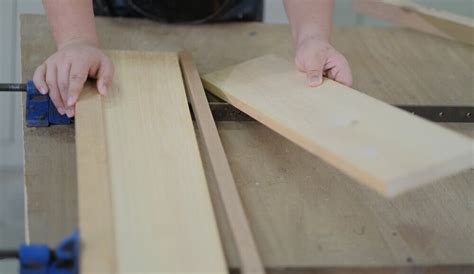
<box><xmin>21</xmin><ymin>14</ymin><xmax>473</xmax><ymax>270</ymax></box>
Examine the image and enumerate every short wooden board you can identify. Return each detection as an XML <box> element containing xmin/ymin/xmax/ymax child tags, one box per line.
<box><xmin>202</xmin><ymin>54</ymin><xmax>474</xmax><ymax>196</ymax></box>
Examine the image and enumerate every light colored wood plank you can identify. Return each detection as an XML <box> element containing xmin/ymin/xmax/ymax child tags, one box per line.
<box><xmin>179</xmin><ymin>52</ymin><xmax>264</xmax><ymax>274</ymax></box>
<box><xmin>75</xmin><ymin>83</ymin><xmax>116</xmax><ymax>273</ymax></box>
<box><xmin>75</xmin><ymin>50</ymin><xmax>227</xmax><ymax>273</ymax></box>
<box><xmin>352</xmin><ymin>0</ymin><xmax>474</xmax><ymax>45</ymax></box>
<box><xmin>202</xmin><ymin>54</ymin><xmax>474</xmax><ymax>197</ymax></box>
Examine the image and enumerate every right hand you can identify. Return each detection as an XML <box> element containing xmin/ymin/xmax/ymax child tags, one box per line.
<box><xmin>33</xmin><ymin>40</ymin><xmax>114</xmax><ymax>117</ymax></box>
<box><xmin>294</xmin><ymin>36</ymin><xmax>352</xmax><ymax>87</ymax></box>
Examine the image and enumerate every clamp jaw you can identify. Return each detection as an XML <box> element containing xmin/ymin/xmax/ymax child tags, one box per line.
<box><xmin>25</xmin><ymin>81</ymin><xmax>71</xmax><ymax>127</ymax></box>
<box><xmin>19</xmin><ymin>230</ymin><xmax>79</xmax><ymax>274</ymax></box>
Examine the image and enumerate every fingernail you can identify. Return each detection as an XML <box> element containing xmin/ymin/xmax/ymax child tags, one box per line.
<box><xmin>39</xmin><ymin>86</ymin><xmax>47</xmax><ymax>94</ymax></box>
<box><xmin>99</xmin><ymin>82</ymin><xmax>107</xmax><ymax>95</ymax></box>
<box><xmin>57</xmin><ymin>107</ymin><xmax>66</xmax><ymax>115</ymax></box>
<box><xmin>66</xmin><ymin>108</ymin><xmax>74</xmax><ymax>118</ymax></box>
<box><xmin>309</xmin><ymin>75</ymin><xmax>322</xmax><ymax>86</ymax></box>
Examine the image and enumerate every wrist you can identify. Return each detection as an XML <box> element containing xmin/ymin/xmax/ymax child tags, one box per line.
<box><xmin>296</xmin><ymin>33</ymin><xmax>330</xmax><ymax>49</ymax></box>
<box><xmin>57</xmin><ymin>36</ymin><xmax>99</xmax><ymax>50</ymax></box>
<box><xmin>294</xmin><ymin>25</ymin><xmax>330</xmax><ymax>47</ymax></box>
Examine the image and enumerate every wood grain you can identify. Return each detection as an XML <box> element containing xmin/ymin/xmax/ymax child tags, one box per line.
<box><xmin>179</xmin><ymin>52</ymin><xmax>264</xmax><ymax>274</ymax></box>
<box><xmin>75</xmin><ymin>83</ymin><xmax>116</xmax><ymax>273</ymax></box>
<box><xmin>75</xmin><ymin>50</ymin><xmax>227</xmax><ymax>273</ymax></box>
<box><xmin>202</xmin><ymin>55</ymin><xmax>474</xmax><ymax>196</ymax></box>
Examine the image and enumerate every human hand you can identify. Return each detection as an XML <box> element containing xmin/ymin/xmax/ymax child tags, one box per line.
<box><xmin>295</xmin><ymin>36</ymin><xmax>352</xmax><ymax>87</ymax></box>
<box><xmin>33</xmin><ymin>40</ymin><xmax>114</xmax><ymax>117</ymax></box>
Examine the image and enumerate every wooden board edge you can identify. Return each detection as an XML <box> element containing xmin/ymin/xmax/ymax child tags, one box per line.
<box><xmin>418</xmin><ymin>12</ymin><xmax>474</xmax><ymax>45</ymax></box>
<box><xmin>352</xmin><ymin>0</ymin><xmax>474</xmax><ymax>45</ymax></box>
<box><xmin>75</xmin><ymin>83</ymin><xmax>117</xmax><ymax>273</ymax></box>
<box><xmin>388</xmin><ymin>147</ymin><xmax>474</xmax><ymax>196</ymax></box>
<box><xmin>382</xmin><ymin>0</ymin><xmax>474</xmax><ymax>27</ymax></box>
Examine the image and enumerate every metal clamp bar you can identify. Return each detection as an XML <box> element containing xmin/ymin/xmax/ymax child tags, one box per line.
<box><xmin>1</xmin><ymin>83</ymin><xmax>473</xmax><ymax>123</ymax></box>
<box><xmin>205</xmin><ymin>100</ymin><xmax>474</xmax><ymax>123</ymax></box>
<box><xmin>398</xmin><ymin>105</ymin><xmax>473</xmax><ymax>123</ymax></box>
<box><xmin>0</xmin><ymin>83</ymin><xmax>27</xmax><ymax>92</ymax></box>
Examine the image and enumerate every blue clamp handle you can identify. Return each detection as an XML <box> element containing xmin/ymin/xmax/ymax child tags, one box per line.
<box><xmin>25</xmin><ymin>80</ymin><xmax>71</xmax><ymax>127</ymax></box>
<box><xmin>19</xmin><ymin>229</ymin><xmax>79</xmax><ymax>274</ymax></box>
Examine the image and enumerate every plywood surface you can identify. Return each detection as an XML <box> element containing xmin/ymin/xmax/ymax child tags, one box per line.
<box><xmin>75</xmin><ymin>51</ymin><xmax>226</xmax><ymax>273</ymax></box>
<box><xmin>215</xmin><ymin>122</ymin><xmax>474</xmax><ymax>267</ymax></box>
<box><xmin>203</xmin><ymin>55</ymin><xmax>473</xmax><ymax>196</ymax></box>
<box><xmin>21</xmin><ymin>15</ymin><xmax>474</xmax><ymax>268</ymax></box>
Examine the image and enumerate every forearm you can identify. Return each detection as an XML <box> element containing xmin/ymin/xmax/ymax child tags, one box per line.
<box><xmin>43</xmin><ymin>0</ymin><xmax>98</xmax><ymax>48</ymax></box>
<box><xmin>283</xmin><ymin>0</ymin><xmax>334</xmax><ymax>45</ymax></box>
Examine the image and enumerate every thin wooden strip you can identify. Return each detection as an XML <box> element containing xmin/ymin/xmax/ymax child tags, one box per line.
<box><xmin>179</xmin><ymin>52</ymin><xmax>265</xmax><ymax>274</ymax></box>
<box><xmin>76</xmin><ymin>50</ymin><xmax>227</xmax><ymax>273</ymax></box>
<box><xmin>201</xmin><ymin>54</ymin><xmax>474</xmax><ymax>197</ymax></box>
<box><xmin>75</xmin><ymin>83</ymin><xmax>116</xmax><ymax>273</ymax></box>
<box><xmin>352</xmin><ymin>0</ymin><xmax>474</xmax><ymax>45</ymax></box>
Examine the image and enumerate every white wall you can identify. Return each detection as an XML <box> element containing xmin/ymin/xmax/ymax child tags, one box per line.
<box><xmin>0</xmin><ymin>0</ymin><xmax>20</xmax><ymax>168</ymax></box>
<box><xmin>0</xmin><ymin>0</ymin><xmax>44</xmax><ymax>169</ymax></box>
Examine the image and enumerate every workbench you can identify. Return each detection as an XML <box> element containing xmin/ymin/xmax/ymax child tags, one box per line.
<box><xmin>21</xmin><ymin>14</ymin><xmax>473</xmax><ymax>273</ymax></box>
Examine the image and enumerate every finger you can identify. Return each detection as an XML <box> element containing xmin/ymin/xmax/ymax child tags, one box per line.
<box><xmin>305</xmin><ymin>54</ymin><xmax>326</xmax><ymax>87</ymax></box>
<box><xmin>294</xmin><ymin>58</ymin><xmax>306</xmax><ymax>73</ymax></box>
<box><xmin>334</xmin><ymin>62</ymin><xmax>353</xmax><ymax>87</ymax></box>
<box><xmin>67</xmin><ymin>63</ymin><xmax>89</xmax><ymax>108</ymax></box>
<box><xmin>57</xmin><ymin>62</ymin><xmax>73</xmax><ymax>117</ymax></box>
<box><xmin>33</xmin><ymin>63</ymin><xmax>48</xmax><ymax>94</ymax></box>
<box><xmin>45</xmin><ymin>64</ymin><xmax>66</xmax><ymax>116</ymax></box>
<box><xmin>326</xmin><ymin>59</ymin><xmax>353</xmax><ymax>87</ymax></box>
<box><xmin>95</xmin><ymin>57</ymin><xmax>114</xmax><ymax>95</ymax></box>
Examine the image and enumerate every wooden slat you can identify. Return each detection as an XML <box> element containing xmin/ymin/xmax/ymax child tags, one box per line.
<box><xmin>202</xmin><ymin>54</ymin><xmax>474</xmax><ymax>197</ymax></box>
<box><xmin>75</xmin><ymin>50</ymin><xmax>227</xmax><ymax>273</ymax></box>
<box><xmin>179</xmin><ymin>52</ymin><xmax>265</xmax><ymax>274</ymax></box>
<box><xmin>352</xmin><ymin>0</ymin><xmax>474</xmax><ymax>45</ymax></box>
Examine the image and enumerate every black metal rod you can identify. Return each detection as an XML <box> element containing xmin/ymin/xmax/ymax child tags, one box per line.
<box><xmin>395</xmin><ymin>105</ymin><xmax>473</xmax><ymax>123</ymax></box>
<box><xmin>0</xmin><ymin>83</ymin><xmax>472</xmax><ymax>123</ymax></box>
<box><xmin>205</xmin><ymin>101</ymin><xmax>474</xmax><ymax>123</ymax></box>
<box><xmin>0</xmin><ymin>249</ymin><xmax>19</xmax><ymax>260</ymax></box>
<box><xmin>0</xmin><ymin>83</ymin><xmax>27</xmax><ymax>92</ymax></box>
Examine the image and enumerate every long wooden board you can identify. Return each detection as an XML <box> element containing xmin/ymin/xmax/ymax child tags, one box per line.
<box><xmin>76</xmin><ymin>50</ymin><xmax>227</xmax><ymax>273</ymax></box>
<box><xmin>202</xmin><ymin>55</ymin><xmax>474</xmax><ymax>197</ymax></box>
<box><xmin>352</xmin><ymin>0</ymin><xmax>474</xmax><ymax>45</ymax></box>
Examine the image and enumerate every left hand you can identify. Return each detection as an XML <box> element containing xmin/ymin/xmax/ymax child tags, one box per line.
<box><xmin>295</xmin><ymin>36</ymin><xmax>352</xmax><ymax>87</ymax></box>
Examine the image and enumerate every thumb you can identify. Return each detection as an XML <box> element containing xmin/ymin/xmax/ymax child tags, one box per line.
<box><xmin>96</xmin><ymin>58</ymin><xmax>114</xmax><ymax>96</ymax></box>
<box><xmin>305</xmin><ymin>55</ymin><xmax>325</xmax><ymax>87</ymax></box>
